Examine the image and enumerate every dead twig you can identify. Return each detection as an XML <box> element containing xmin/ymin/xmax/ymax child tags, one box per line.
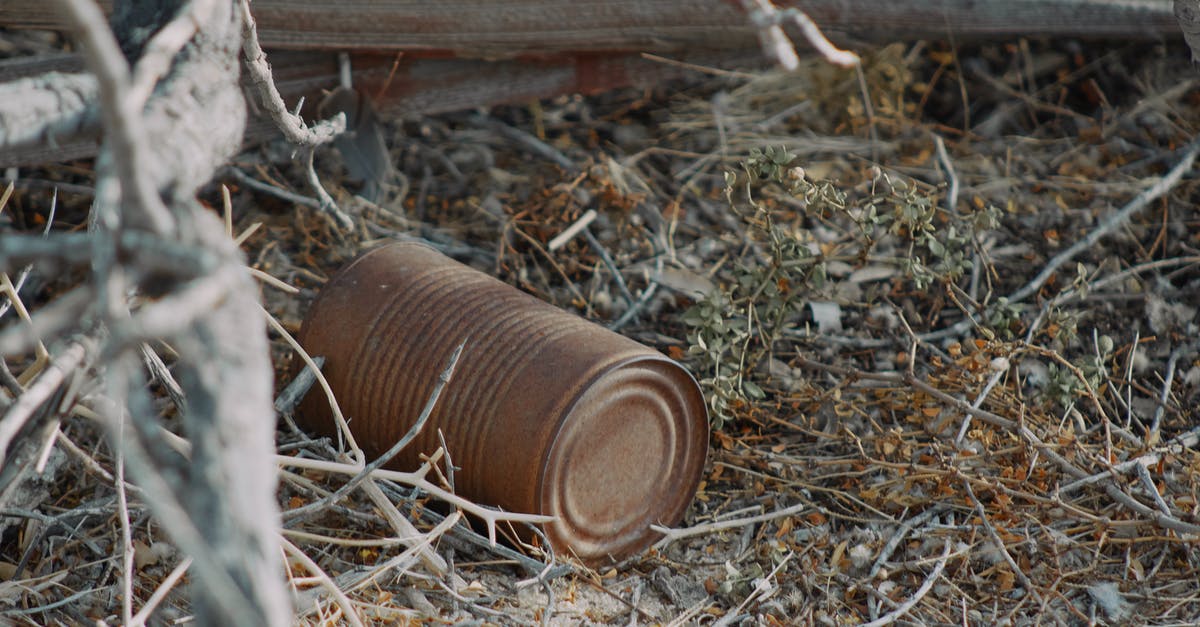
<box><xmin>277</xmin><ymin>454</ymin><xmax>553</xmax><ymax>547</ymax></box>
<box><xmin>738</xmin><ymin>0</ymin><xmax>859</xmax><ymax>70</ymax></box>
<box><xmin>283</xmin><ymin>341</ymin><xmax>464</xmax><ymax>523</ymax></box>
<box><xmin>858</xmin><ymin>539</ymin><xmax>953</xmax><ymax>627</ymax></box>
<box><xmin>1011</xmin><ymin>138</ymin><xmax>1199</xmax><ymax>304</ymax></box>
<box><xmin>651</xmin><ymin>501</ymin><xmax>808</xmax><ymax>547</ymax></box>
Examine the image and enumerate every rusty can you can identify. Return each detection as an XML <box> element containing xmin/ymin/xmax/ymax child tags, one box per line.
<box><xmin>295</xmin><ymin>242</ymin><xmax>708</xmax><ymax>565</ymax></box>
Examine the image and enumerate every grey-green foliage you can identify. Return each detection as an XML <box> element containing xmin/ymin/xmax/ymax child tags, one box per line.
<box><xmin>688</xmin><ymin>147</ymin><xmax>828</xmax><ymax>429</ymax></box>
<box><xmin>870</xmin><ymin>173</ymin><xmax>998</xmax><ymax>291</ymax></box>
<box><xmin>985</xmin><ymin>297</ymin><xmax>1024</xmax><ymax>340</ymax></box>
<box><xmin>1040</xmin><ymin>333</ymin><xmax>1113</xmax><ymax>408</ymax></box>
<box><xmin>687</xmin><ymin>147</ymin><xmax>1001</xmax><ymax>429</ymax></box>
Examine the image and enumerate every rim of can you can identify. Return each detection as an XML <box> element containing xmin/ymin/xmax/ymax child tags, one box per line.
<box><xmin>537</xmin><ymin>353</ymin><xmax>708</xmax><ymax>566</ymax></box>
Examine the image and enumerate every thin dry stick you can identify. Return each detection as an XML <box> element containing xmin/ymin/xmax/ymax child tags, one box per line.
<box><xmin>249</xmin><ymin>267</ymin><xmax>300</xmax><ymax>294</ymax></box>
<box><xmin>722</xmin><ymin>551</ymin><xmax>793</xmax><ymax>624</ymax></box>
<box><xmin>854</xmin><ymin>62</ymin><xmax>880</xmax><ymax>161</ymax></box>
<box><xmin>651</xmin><ymin>501</ymin><xmax>808</xmax><ymax>547</ymax></box>
<box><xmin>548</xmin><ymin>209</ymin><xmax>597</xmax><ymax>251</ymax></box>
<box><xmin>960</xmin><ymin>478</ymin><xmax>1043</xmax><ymax>604</ymax></box>
<box><xmin>1135</xmin><ymin>463</ymin><xmax>1172</xmax><ymax>515</ymax></box>
<box><xmin>795</xmin><ymin>355</ymin><xmax>1200</xmax><ymax>535</ymax></box>
<box><xmin>360</xmin><ymin>479</ymin><xmax>448</xmax><ymax>575</ymax></box>
<box><xmin>473</xmin><ymin>115</ymin><xmax>578</xmax><ymax>172</ymax></box>
<box><xmin>222</xmin><ymin>184</ymin><xmax>233</xmax><ymax>237</ymax></box>
<box><xmin>281</xmin><ymin>528</ymin><xmax>419</xmax><ymax>547</ymax></box>
<box><xmin>1024</xmin><ymin>343</ymin><xmax>1121</xmax><ymax>455</ymax></box>
<box><xmin>224</xmin><ymin>167</ymin><xmax>323</xmax><ymax>211</ymax></box>
<box><xmin>0</xmin><ymin>358</ymin><xmax>20</xmax><ymax>397</ymax></box>
<box><xmin>1011</xmin><ymin>138</ymin><xmax>1200</xmax><ymax>304</ymax></box>
<box><xmin>624</xmin><ymin>581</ymin><xmax>644</xmax><ymax>627</ymax></box>
<box><xmin>338</xmin><ymin>511</ymin><xmax>462</xmax><ymax>597</ymax></box>
<box><xmin>739</xmin><ymin>0</ymin><xmax>859</xmax><ymax>70</ymax></box>
<box><xmin>914</xmin><ymin>141</ymin><xmax>1200</xmax><ymax>344</ymax></box>
<box><xmin>582</xmin><ymin>227</ymin><xmax>636</xmax><ymax>307</ymax></box>
<box><xmin>117</xmin><ymin>438</ymin><xmax>134</xmax><ymax>626</ymax></box>
<box><xmin>277</xmin><ymin>454</ymin><xmax>552</xmax><ymax>546</ymax></box>
<box><xmin>640</xmin><ymin>53</ymin><xmax>760</xmax><ymax>80</ymax></box>
<box><xmin>302</xmin><ymin>145</ymin><xmax>353</xmax><ymax>229</ymax></box>
<box><xmin>435</xmin><ymin>429</ymin><xmax>455</xmax><ymax>491</ymax></box>
<box><xmin>129</xmin><ymin>557</ymin><xmax>193</xmax><ymax>627</ymax></box>
<box><xmin>284</xmin><ymin>342</ymin><xmax>464</xmax><ymax>522</ymax></box>
<box><xmin>0</xmin><ymin>186</ymin><xmax>55</xmax><ymax>323</ymax></box>
<box><xmin>93</xmin><ymin>388</ymin><xmax>264</xmax><ymax>627</ymax></box>
<box><xmin>866</xmin><ymin>506</ymin><xmax>947</xmax><ymax>620</ymax></box>
<box><xmin>510</xmin><ymin>225</ymin><xmax>590</xmax><ymax>305</ymax></box>
<box><xmin>1120</xmin><ymin>329</ymin><xmax>1141</xmax><ymax>430</ymax></box>
<box><xmin>56</xmin><ymin>429</ymin><xmax>117</xmax><ymax>484</ymax></box>
<box><xmin>666</xmin><ymin>596</ymin><xmax>715</xmax><ymax>627</ymax></box>
<box><xmin>235</xmin><ymin>0</ymin><xmax>344</xmax><ymax>147</ymax></box>
<box><xmin>233</xmin><ymin>221</ymin><xmax>263</xmax><ymax>247</ymax></box>
<box><xmin>1148</xmin><ymin>343</ymin><xmax>1188</xmax><ymax>444</ymax></box>
<box><xmin>0</xmin><ymin>182</ymin><xmax>12</xmax><ymax>215</ymax></box>
<box><xmin>32</xmin><ymin>424</ymin><xmax>60</xmax><ymax>474</ymax></box>
<box><xmin>933</xmin><ymin>134</ymin><xmax>959</xmax><ymax>213</ymax></box>
<box><xmin>141</xmin><ymin>344</ymin><xmax>186</xmax><ymax>416</ymax></box>
<box><xmin>262</xmin><ymin>305</ymin><xmax>362</xmax><ymax>463</ymax></box>
<box><xmin>953</xmin><ymin>368</ymin><xmax>1006</xmax><ymax>446</ymax></box>
<box><xmin>1059</xmin><ymin>423</ymin><xmax>1200</xmax><ymax>493</ymax></box>
<box><xmin>280</xmin><ymin>537</ymin><xmax>366</xmax><ymax>627</ymax></box>
<box><xmin>0</xmin><ymin>272</ymin><xmax>50</xmax><ymax>364</ymax></box>
<box><xmin>236</xmin><ymin>0</ymin><xmax>351</xmax><ymax>229</ymax></box>
<box><xmin>1029</xmin><ymin>256</ymin><xmax>1200</xmax><ymax>335</ymax></box>
<box><xmin>858</xmin><ymin>539</ymin><xmax>953</xmax><ymax>627</ymax></box>
<box><xmin>0</xmin><ymin>342</ymin><xmax>85</xmax><ymax>466</ymax></box>
<box><xmin>274</xmin><ymin>357</ymin><xmax>323</xmax><ymax>417</ymax></box>
<box><xmin>608</xmin><ymin>276</ymin><xmax>659</xmax><ymax>332</ymax></box>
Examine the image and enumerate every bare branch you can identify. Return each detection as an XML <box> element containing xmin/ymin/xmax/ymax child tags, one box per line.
<box><xmin>0</xmin><ymin>72</ymin><xmax>99</xmax><ymax>151</ymax></box>
<box><xmin>1010</xmin><ymin>138</ymin><xmax>1200</xmax><ymax>304</ymax></box>
<box><xmin>55</xmin><ymin>0</ymin><xmax>175</xmax><ymax>235</ymax></box>
<box><xmin>283</xmin><ymin>342</ymin><xmax>464</xmax><ymax>523</ymax></box>
<box><xmin>0</xmin><ymin>342</ymin><xmax>86</xmax><ymax>469</ymax></box>
<box><xmin>739</xmin><ymin>0</ymin><xmax>859</xmax><ymax>70</ymax></box>
<box><xmin>236</xmin><ymin>0</ymin><xmax>345</xmax><ymax>147</ymax></box>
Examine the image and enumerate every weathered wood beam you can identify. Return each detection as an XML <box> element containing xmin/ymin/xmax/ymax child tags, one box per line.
<box><xmin>1</xmin><ymin>0</ymin><xmax>1179</xmax><ymax>57</ymax></box>
<box><xmin>0</xmin><ymin>49</ymin><xmax>752</xmax><ymax>166</ymax></box>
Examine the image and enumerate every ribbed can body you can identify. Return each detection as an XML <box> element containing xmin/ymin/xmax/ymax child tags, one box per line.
<box><xmin>295</xmin><ymin>242</ymin><xmax>708</xmax><ymax>565</ymax></box>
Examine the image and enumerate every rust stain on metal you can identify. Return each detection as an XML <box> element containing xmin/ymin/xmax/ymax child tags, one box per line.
<box><xmin>295</xmin><ymin>242</ymin><xmax>709</xmax><ymax>565</ymax></box>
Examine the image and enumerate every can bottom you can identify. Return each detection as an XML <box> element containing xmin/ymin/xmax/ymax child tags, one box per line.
<box><xmin>539</xmin><ymin>356</ymin><xmax>708</xmax><ymax>566</ymax></box>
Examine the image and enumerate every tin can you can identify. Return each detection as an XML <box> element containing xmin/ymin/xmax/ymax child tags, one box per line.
<box><xmin>295</xmin><ymin>242</ymin><xmax>708</xmax><ymax>565</ymax></box>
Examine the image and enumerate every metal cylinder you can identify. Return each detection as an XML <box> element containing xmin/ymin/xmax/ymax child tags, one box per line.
<box><xmin>295</xmin><ymin>242</ymin><xmax>708</xmax><ymax>565</ymax></box>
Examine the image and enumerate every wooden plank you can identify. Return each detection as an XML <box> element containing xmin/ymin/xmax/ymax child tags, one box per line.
<box><xmin>0</xmin><ymin>1</ymin><xmax>1179</xmax><ymax>56</ymax></box>
<box><xmin>0</xmin><ymin>49</ymin><xmax>751</xmax><ymax>166</ymax></box>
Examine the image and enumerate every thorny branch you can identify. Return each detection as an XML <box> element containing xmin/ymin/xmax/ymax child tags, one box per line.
<box><xmin>235</xmin><ymin>0</ymin><xmax>353</xmax><ymax>229</ymax></box>
<box><xmin>1</xmin><ymin>0</ymin><xmax>290</xmax><ymax>623</ymax></box>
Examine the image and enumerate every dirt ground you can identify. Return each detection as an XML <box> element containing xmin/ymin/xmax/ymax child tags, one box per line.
<box><xmin>3</xmin><ymin>27</ymin><xmax>1200</xmax><ymax>626</ymax></box>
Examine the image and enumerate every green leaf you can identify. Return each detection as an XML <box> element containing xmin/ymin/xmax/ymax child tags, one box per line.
<box><xmin>743</xmin><ymin>380</ymin><xmax>764</xmax><ymax>399</ymax></box>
